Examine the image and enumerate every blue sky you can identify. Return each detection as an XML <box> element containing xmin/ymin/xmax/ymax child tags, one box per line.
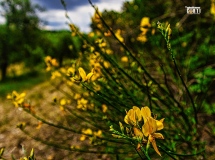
<box><xmin>41</xmin><ymin>0</ymin><xmax>131</xmax><ymax>32</ymax></box>
<box><xmin>35</xmin><ymin>0</ymin><xmax>131</xmax><ymax>32</ymax></box>
<box><xmin>0</xmin><ymin>0</ymin><xmax>129</xmax><ymax>32</ymax></box>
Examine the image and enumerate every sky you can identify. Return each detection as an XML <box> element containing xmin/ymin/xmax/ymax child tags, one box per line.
<box><xmin>0</xmin><ymin>0</ymin><xmax>129</xmax><ymax>33</ymax></box>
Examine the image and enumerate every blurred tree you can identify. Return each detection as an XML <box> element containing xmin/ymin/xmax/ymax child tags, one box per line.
<box><xmin>0</xmin><ymin>24</ymin><xmax>9</xmax><ymax>81</ymax></box>
<box><xmin>56</xmin><ymin>31</ymin><xmax>79</xmax><ymax>67</ymax></box>
<box><xmin>41</xmin><ymin>30</ymin><xmax>80</xmax><ymax>67</ymax></box>
<box><xmin>0</xmin><ymin>0</ymin><xmax>43</xmax><ymax>81</ymax></box>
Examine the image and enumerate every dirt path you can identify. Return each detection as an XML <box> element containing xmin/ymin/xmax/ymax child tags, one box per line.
<box><xmin>0</xmin><ymin>81</ymin><xmax>110</xmax><ymax>160</ymax></box>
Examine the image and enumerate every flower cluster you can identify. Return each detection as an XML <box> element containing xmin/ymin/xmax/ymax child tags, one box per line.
<box><xmin>73</xmin><ymin>93</ymin><xmax>94</xmax><ymax>111</ymax></box>
<box><xmin>80</xmin><ymin>128</ymin><xmax>103</xmax><ymax>145</ymax></box>
<box><xmin>7</xmin><ymin>91</ymin><xmax>35</xmax><ymax>114</ymax></box>
<box><xmin>157</xmin><ymin>22</ymin><xmax>172</xmax><ymax>49</ymax></box>
<box><xmin>44</xmin><ymin>56</ymin><xmax>59</xmax><ymax>71</ymax></box>
<box><xmin>111</xmin><ymin>106</ymin><xmax>164</xmax><ymax>156</ymax></box>
<box><xmin>137</xmin><ymin>17</ymin><xmax>154</xmax><ymax>43</ymax></box>
<box><xmin>91</xmin><ymin>11</ymin><xmax>103</xmax><ymax>30</ymax></box>
<box><xmin>72</xmin><ymin>67</ymin><xmax>95</xmax><ymax>82</ymax></box>
<box><xmin>7</xmin><ymin>91</ymin><xmax>26</xmax><ymax>108</ymax></box>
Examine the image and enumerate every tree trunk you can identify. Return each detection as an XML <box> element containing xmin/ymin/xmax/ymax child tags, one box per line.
<box><xmin>1</xmin><ymin>61</ymin><xmax>8</xmax><ymax>81</ymax></box>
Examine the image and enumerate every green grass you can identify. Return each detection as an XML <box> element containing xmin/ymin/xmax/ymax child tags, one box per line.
<box><xmin>0</xmin><ymin>71</ymin><xmax>48</xmax><ymax>97</ymax></box>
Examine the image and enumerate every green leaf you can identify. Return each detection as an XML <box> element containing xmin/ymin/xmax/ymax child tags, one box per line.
<box><xmin>203</xmin><ymin>67</ymin><xmax>215</xmax><ymax>76</ymax></box>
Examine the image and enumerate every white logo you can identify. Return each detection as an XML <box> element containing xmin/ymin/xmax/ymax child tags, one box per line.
<box><xmin>185</xmin><ymin>6</ymin><xmax>201</xmax><ymax>14</ymax></box>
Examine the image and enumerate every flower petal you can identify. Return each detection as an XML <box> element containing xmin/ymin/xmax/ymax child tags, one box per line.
<box><xmin>133</xmin><ymin>106</ymin><xmax>142</xmax><ymax>122</ymax></box>
<box><xmin>156</xmin><ymin>118</ymin><xmax>164</xmax><ymax>130</ymax></box>
<box><xmin>125</xmin><ymin>109</ymin><xmax>134</xmax><ymax>125</ymax></box>
<box><xmin>153</xmin><ymin>133</ymin><xmax>164</xmax><ymax>139</ymax></box>
<box><xmin>141</xmin><ymin>106</ymin><xmax>151</xmax><ymax>122</ymax></box>
<box><xmin>142</xmin><ymin>119</ymin><xmax>150</xmax><ymax>136</ymax></box>
<box><xmin>149</xmin><ymin>117</ymin><xmax>157</xmax><ymax>133</ymax></box>
<box><xmin>133</xmin><ymin>127</ymin><xmax>143</xmax><ymax>139</ymax></box>
<box><xmin>19</xmin><ymin>92</ymin><xmax>26</xmax><ymax>99</ymax></box>
<box><xmin>85</xmin><ymin>68</ymin><xmax>94</xmax><ymax>82</ymax></box>
<box><xmin>124</xmin><ymin>115</ymin><xmax>129</xmax><ymax>124</ymax></box>
<box><xmin>150</xmin><ymin>135</ymin><xmax>162</xmax><ymax>156</ymax></box>
<box><xmin>78</xmin><ymin>67</ymin><xmax>87</xmax><ymax>81</ymax></box>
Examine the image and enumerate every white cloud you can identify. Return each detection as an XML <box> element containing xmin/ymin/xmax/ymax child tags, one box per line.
<box><xmin>39</xmin><ymin>0</ymin><xmax>130</xmax><ymax>32</ymax></box>
<box><xmin>38</xmin><ymin>9</ymin><xmax>70</xmax><ymax>30</ymax></box>
<box><xmin>0</xmin><ymin>0</ymin><xmax>131</xmax><ymax>32</ymax></box>
<box><xmin>0</xmin><ymin>16</ymin><xmax>5</xmax><ymax>24</ymax></box>
<box><xmin>0</xmin><ymin>7</ymin><xmax>6</xmax><ymax>24</ymax></box>
<box><xmin>95</xmin><ymin>0</ymin><xmax>126</xmax><ymax>11</ymax></box>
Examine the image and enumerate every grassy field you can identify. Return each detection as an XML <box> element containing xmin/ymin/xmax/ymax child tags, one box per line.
<box><xmin>0</xmin><ymin>70</ymin><xmax>47</xmax><ymax>96</ymax></box>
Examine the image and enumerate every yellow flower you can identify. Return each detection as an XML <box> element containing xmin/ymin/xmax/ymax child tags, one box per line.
<box><xmin>105</xmin><ymin>49</ymin><xmax>113</xmax><ymax>55</ymax></box>
<box><xmin>44</xmin><ymin>56</ymin><xmax>52</xmax><ymax>64</ymax></box>
<box><xmin>44</xmin><ymin>56</ymin><xmax>59</xmax><ymax>71</ymax></box>
<box><xmin>73</xmin><ymin>67</ymin><xmax>94</xmax><ymax>82</ymax></box>
<box><xmin>133</xmin><ymin>127</ymin><xmax>148</xmax><ymax>150</ymax></box>
<box><xmin>124</xmin><ymin>106</ymin><xmax>142</xmax><ymax>126</ymax></box>
<box><xmin>80</xmin><ymin>135</ymin><xmax>86</xmax><ymax>141</ymax></box>
<box><xmin>141</xmin><ymin>106</ymin><xmax>164</xmax><ymax>156</ymax></box>
<box><xmin>115</xmin><ymin>29</ymin><xmax>124</xmax><ymax>43</ymax></box>
<box><xmin>60</xmin><ymin>98</ymin><xmax>67</xmax><ymax>106</ymax></box>
<box><xmin>142</xmin><ymin>28</ymin><xmax>149</xmax><ymax>35</ymax></box>
<box><xmin>51</xmin><ymin>59</ymin><xmax>59</xmax><ymax>67</ymax></box>
<box><xmin>82</xmin><ymin>128</ymin><xmax>93</xmax><ymax>135</ymax></box>
<box><xmin>59</xmin><ymin>98</ymin><xmax>67</xmax><ymax>111</ymax></box>
<box><xmin>151</xmin><ymin>28</ymin><xmax>155</xmax><ymax>35</ymax></box>
<box><xmin>104</xmin><ymin>30</ymin><xmax>112</xmax><ymax>37</ymax></box>
<box><xmin>121</xmin><ymin>56</ymin><xmax>128</xmax><ymax>63</ymax></box>
<box><xmin>67</xmin><ymin>67</ymin><xmax>75</xmax><ymax>77</ymax></box>
<box><xmin>103</xmin><ymin>61</ymin><xmax>110</xmax><ymax>68</ymax></box>
<box><xmin>133</xmin><ymin>127</ymin><xmax>144</xmax><ymax>139</ymax></box>
<box><xmin>140</xmin><ymin>17</ymin><xmax>151</xmax><ymax>31</ymax></box>
<box><xmin>102</xmin><ymin>104</ymin><xmax>108</xmax><ymax>113</ymax></box>
<box><xmin>77</xmin><ymin>98</ymin><xmax>88</xmax><ymax>110</ymax></box>
<box><xmin>99</xmin><ymin>41</ymin><xmax>107</xmax><ymax>48</ymax></box>
<box><xmin>88</xmin><ymin>32</ymin><xmax>95</xmax><ymax>38</ymax></box>
<box><xmin>141</xmin><ymin>106</ymin><xmax>151</xmax><ymax>122</ymax></box>
<box><xmin>91</xmin><ymin>11</ymin><xmax>102</xmax><ymax>25</ymax></box>
<box><xmin>7</xmin><ymin>91</ymin><xmax>26</xmax><ymax>107</ymax></box>
<box><xmin>94</xmin><ymin>130</ymin><xmax>102</xmax><ymax>138</ymax></box>
<box><xmin>80</xmin><ymin>128</ymin><xmax>93</xmax><ymax>141</ymax></box>
<box><xmin>211</xmin><ymin>0</ymin><xmax>215</xmax><ymax>15</ymax></box>
<box><xmin>137</xmin><ymin>33</ymin><xmax>148</xmax><ymax>43</ymax></box>
<box><xmin>51</xmin><ymin>71</ymin><xmax>61</xmax><ymax>80</ymax></box>
<box><xmin>74</xmin><ymin>93</ymin><xmax>81</xmax><ymax>100</ymax></box>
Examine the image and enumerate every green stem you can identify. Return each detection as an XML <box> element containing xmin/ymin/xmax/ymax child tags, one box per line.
<box><xmin>88</xmin><ymin>2</ymin><xmax>192</xmax><ymax>129</ymax></box>
<box><xmin>140</xmin><ymin>146</ymin><xmax>151</xmax><ymax>160</ymax></box>
<box><xmin>22</xmin><ymin>109</ymin><xmax>126</xmax><ymax>144</ymax></box>
<box><xmin>20</xmin><ymin>128</ymin><xmax>132</xmax><ymax>155</ymax></box>
<box><xmin>167</xmin><ymin>40</ymin><xmax>198</xmax><ymax>125</ymax></box>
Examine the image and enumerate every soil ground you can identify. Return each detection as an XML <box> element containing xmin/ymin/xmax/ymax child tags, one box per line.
<box><xmin>0</xmin><ymin>81</ymin><xmax>111</xmax><ymax>160</ymax></box>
